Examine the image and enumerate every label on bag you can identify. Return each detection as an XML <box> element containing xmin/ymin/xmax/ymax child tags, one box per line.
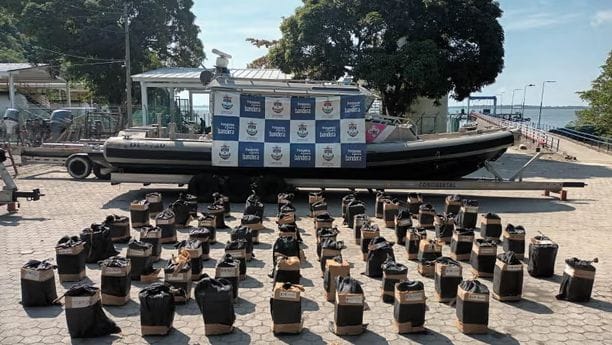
<box><xmin>477</xmin><ymin>247</ymin><xmax>497</xmax><ymax>255</ymax></box>
<box><xmin>102</xmin><ymin>267</ymin><xmax>126</xmax><ymax>276</ymax></box>
<box><xmin>67</xmin><ymin>296</ymin><xmax>96</xmax><ymax>309</ymax></box>
<box><xmin>463</xmin><ymin>293</ymin><xmax>488</xmax><ymax>303</ymax></box>
<box><xmin>166</xmin><ymin>272</ymin><xmax>187</xmax><ymax>281</ymax></box>
<box><xmin>457</xmin><ymin>235</ymin><xmax>473</xmax><ymax>242</ymax></box>
<box><xmin>226</xmin><ymin>250</ymin><xmax>245</xmax><ymax>258</ymax></box>
<box><xmin>216</xmin><ymin>267</ymin><xmax>238</xmax><ymax>278</ymax></box>
<box><xmin>278</xmin><ymin>291</ymin><xmax>298</xmax><ymax>299</ymax></box>
<box><xmin>443</xmin><ymin>266</ymin><xmax>462</xmax><ymax>277</ymax></box>
<box><xmin>345</xmin><ymin>295</ymin><xmax>363</xmax><ymax>304</ymax></box>
<box><xmin>22</xmin><ymin>269</ymin><xmax>42</xmax><ymax>281</ymax></box>
<box><xmin>505</xmin><ymin>264</ymin><xmax>523</xmax><ymax>272</ymax></box>
<box><xmin>403</xmin><ymin>291</ymin><xmax>425</xmax><ymax>302</ymax></box>
<box><xmin>56</xmin><ymin>248</ymin><xmax>76</xmax><ymax>255</ymax></box>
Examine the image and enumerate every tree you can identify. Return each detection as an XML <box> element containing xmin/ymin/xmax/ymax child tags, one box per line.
<box><xmin>577</xmin><ymin>51</ymin><xmax>612</xmax><ymax>135</ymax></box>
<box><xmin>246</xmin><ymin>38</ymin><xmax>278</xmax><ymax>68</ymax></box>
<box><xmin>0</xmin><ymin>12</ymin><xmax>26</xmax><ymax>62</ymax></box>
<box><xmin>4</xmin><ymin>0</ymin><xmax>204</xmax><ymax>105</ymax></box>
<box><xmin>265</xmin><ymin>0</ymin><xmax>505</xmax><ymax>116</ymax></box>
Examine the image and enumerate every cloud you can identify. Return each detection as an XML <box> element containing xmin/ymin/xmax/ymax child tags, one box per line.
<box><xmin>503</xmin><ymin>12</ymin><xmax>582</xmax><ymax>32</ymax></box>
<box><xmin>591</xmin><ymin>10</ymin><xmax>612</xmax><ymax>27</ymax></box>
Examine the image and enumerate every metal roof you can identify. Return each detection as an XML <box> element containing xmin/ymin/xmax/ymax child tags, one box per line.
<box><xmin>131</xmin><ymin>67</ymin><xmax>292</xmax><ymax>84</ymax></box>
<box><xmin>0</xmin><ymin>63</ymin><xmax>58</xmax><ymax>83</ymax></box>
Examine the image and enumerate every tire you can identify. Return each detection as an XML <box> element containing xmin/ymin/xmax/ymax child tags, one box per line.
<box><xmin>92</xmin><ymin>164</ymin><xmax>111</xmax><ymax>180</ymax></box>
<box><xmin>66</xmin><ymin>155</ymin><xmax>92</xmax><ymax>179</ymax></box>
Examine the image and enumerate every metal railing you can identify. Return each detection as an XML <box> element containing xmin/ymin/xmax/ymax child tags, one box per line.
<box><xmin>474</xmin><ymin>113</ymin><xmax>561</xmax><ymax>152</ymax></box>
<box><xmin>550</xmin><ymin>127</ymin><xmax>612</xmax><ymax>152</ymax></box>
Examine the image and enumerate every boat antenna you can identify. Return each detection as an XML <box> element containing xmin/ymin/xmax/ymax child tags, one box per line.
<box><xmin>212</xmin><ymin>48</ymin><xmax>232</xmax><ymax>76</ymax></box>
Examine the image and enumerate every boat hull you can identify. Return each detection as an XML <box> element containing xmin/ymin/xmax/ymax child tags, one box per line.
<box><xmin>103</xmin><ymin>130</ymin><xmax>515</xmax><ymax>180</ymax></box>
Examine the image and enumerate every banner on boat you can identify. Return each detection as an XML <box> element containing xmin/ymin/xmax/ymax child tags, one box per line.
<box><xmin>212</xmin><ymin>92</ymin><xmax>366</xmax><ymax>168</ymax></box>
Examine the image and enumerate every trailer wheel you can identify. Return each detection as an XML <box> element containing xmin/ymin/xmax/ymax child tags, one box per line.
<box><xmin>66</xmin><ymin>155</ymin><xmax>92</xmax><ymax>179</ymax></box>
<box><xmin>92</xmin><ymin>164</ymin><xmax>111</xmax><ymax>180</ymax></box>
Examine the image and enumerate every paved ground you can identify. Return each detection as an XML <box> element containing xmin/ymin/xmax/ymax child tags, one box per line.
<box><xmin>1</xmin><ymin>146</ymin><xmax>611</xmax><ymax>345</ymax></box>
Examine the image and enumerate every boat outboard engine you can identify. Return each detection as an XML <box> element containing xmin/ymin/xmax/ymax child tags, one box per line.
<box><xmin>2</xmin><ymin>108</ymin><xmax>19</xmax><ymax>140</ymax></box>
<box><xmin>49</xmin><ymin>109</ymin><xmax>73</xmax><ymax>140</ymax></box>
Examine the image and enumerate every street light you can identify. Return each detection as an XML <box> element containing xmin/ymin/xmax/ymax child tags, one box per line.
<box><xmin>510</xmin><ymin>88</ymin><xmax>522</xmax><ymax>118</ymax></box>
<box><xmin>537</xmin><ymin>80</ymin><xmax>557</xmax><ymax>129</ymax></box>
<box><xmin>521</xmin><ymin>83</ymin><xmax>536</xmax><ymax>121</ymax></box>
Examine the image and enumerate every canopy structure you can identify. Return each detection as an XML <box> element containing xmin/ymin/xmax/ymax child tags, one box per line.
<box><xmin>467</xmin><ymin>96</ymin><xmax>498</xmax><ymax>115</ymax></box>
<box><xmin>0</xmin><ymin>63</ymin><xmax>74</xmax><ymax>108</ymax></box>
<box><xmin>131</xmin><ymin>67</ymin><xmax>293</xmax><ymax>124</ymax></box>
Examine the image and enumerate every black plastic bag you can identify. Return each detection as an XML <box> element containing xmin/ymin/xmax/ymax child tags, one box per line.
<box><xmin>189</xmin><ymin>228</ymin><xmax>211</xmax><ymax>260</ymax></box>
<box><xmin>556</xmin><ymin>257</ymin><xmax>597</xmax><ymax>302</ymax></box>
<box><xmin>170</xmin><ymin>198</ymin><xmax>192</xmax><ymax>226</ymax></box>
<box><xmin>216</xmin><ymin>254</ymin><xmax>240</xmax><ymax>299</ymax></box>
<box><xmin>341</xmin><ymin>193</ymin><xmax>356</xmax><ymax>219</ymax></box>
<box><xmin>179</xmin><ymin>192</ymin><xmax>199</xmax><ymax>217</ymax></box>
<box><xmin>334</xmin><ymin>276</ymin><xmax>364</xmax><ymax>330</ymax></box>
<box><xmin>279</xmin><ymin>222</ymin><xmax>299</xmax><ymax>240</ymax></box>
<box><xmin>375</xmin><ymin>192</ymin><xmax>390</xmax><ymax>218</ymax></box>
<box><xmin>480</xmin><ymin>213</ymin><xmax>502</xmax><ymax>240</ymax></box>
<box><xmin>64</xmin><ymin>284</ymin><xmax>121</xmax><ymax>338</ymax></box>
<box><xmin>493</xmin><ymin>251</ymin><xmax>523</xmax><ymax>301</ymax></box>
<box><xmin>393</xmin><ymin>280</ymin><xmax>426</xmax><ymax>329</ymax></box>
<box><xmin>273</xmin><ymin>236</ymin><xmax>300</xmax><ymax>261</ymax></box>
<box><xmin>444</xmin><ymin>195</ymin><xmax>462</xmax><ymax>214</ymax></box>
<box><xmin>407</xmin><ymin>193</ymin><xmax>423</xmax><ymax>215</ymax></box>
<box><xmin>528</xmin><ymin>235</ymin><xmax>558</xmax><ymax>277</ymax></box>
<box><xmin>225</xmin><ymin>240</ymin><xmax>247</xmax><ymax>278</ymax></box>
<box><xmin>353</xmin><ymin>214</ymin><xmax>369</xmax><ymax>243</ymax></box>
<box><xmin>270</xmin><ymin>282</ymin><xmax>303</xmax><ymax>334</ymax></box>
<box><xmin>346</xmin><ymin>199</ymin><xmax>366</xmax><ymax>229</ymax></box>
<box><xmin>316</xmin><ymin>227</ymin><xmax>339</xmax><ymax>256</ymax></box>
<box><xmin>175</xmin><ymin>239</ymin><xmax>204</xmax><ymax>279</ymax></box>
<box><xmin>417</xmin><ymin>203</ymin><xmax>436</xmax><ymax>228</ymax></box>
<box><xmin>365</xmin><ymin>237</ymin><xmax>395</xmax><ymax>277</ymax></box>
<box><xmin>20</xmin><ymin>259</ymin><xmax>58</xmax><ymax>307</ymax></box>
<box><xmin>323</xmin><ymin>256</ymin><xmax>349</xmax><ymax>302</ymax></box>
<box><xmin>435</xmin><ymin>213</ymin><xmax>454</xmax><ymax>243</ymax></box>
<box><xmin>104</xmin><ymin>214</ymin><xmax>130</xmax><ymax>243</ymax></box>
<box><xmin>457</xmin><ymin>199</ymin><xmax>479</xmax><ymax>228</ymax></box>
<box><xmin>434</xmin><ymin>257</ymin><xmax>462</xmax><ymax>301</ymax></box>
<box><xmin>80</xmin><ymin>224</ymin><xmax>119</xmax><ymax>263</ymax></box>
<box><xmin>146</xmin><ymin>192</ymin><xmax>163</xmax><ymax>216</ymax></box>
<box><xmin>139</xmin><ymin>225</ymin><xmax>162</xmax><ymax>260</ymax></box>
<box><xmin>126</xmin><ymin>239</ymin><xmax>155</xmax><ymax>280</ymax></box>
<box><xmin>194</xmin><ymin>274</ymin><xmax>236</xmax><ymax>335</ymax></box>
<box><xmin>450</xmin><ymin>227</ymin><xmax>475</xmax><ymax>261</ymax></box>
<box><xmin>100</xmin><ymin>256</ymin><xmax>131</xmax><ymax>305</ymax></box>
<box><xmin>156</xmin><ymin>208</ymin><xmax>177</xmax><ymax>243</ymax></box>
<box><xmin>456</xmin><ymin>279</ymin><xmax>489</xmax><ymax>327</ymax></box>
<box><xmin>244</xmin><ymin>192</ymin><xmax>264</xmax><ymax>219</ymax></box>
<box><xmin>395</xmin><ymin>210</ymin><xmax>412</xmax><ymax>245</ymax></box>
<box><xmin>164</xmin><ymin>257</ymin><xmax>192</xmax><ymax>302</ymax></box>
<box><xmin>273</xmin><ymin>256</ymin><xmax>301</xmax><ymax>285</ymax></box>
<box><xmin>277</xmin><ymin>192</ymin><xmax>294</xmax><ymax>212</ymax></box>
<box><xmin>319</xmin><ymin>239</ymin><xmax>345</xmax><ymax>273</ymax></box>
<box><xmin>56</xmin><ymin>236</ymin><xmax>86</xmax><ymax>282</ymax></box>
<box><xmin>139</xmin><ymin>282</ymin><xmax>176</xmax><ymax>335</ymax></box>
<box><xmin>207</xmin><ymin>204</ymin><xmax>227</xmax><ymax>229</ymax></box>
<box><xmin>130</xmin><ymin>199</ymin><xmax>150</xmax><ymax>228</ymax></box>
<box><xmin>405</xmin><ymin>228</ymin><xmax>427</xmax><ymax>260</ymax></box>
<box><xmin>382</xmin><ymin>257</ymin><xmax>408</xmax><ymax>303</ymax></box>
<box><xmin>469</xmin><ymin>239</ymin><xmax>498</xmax><ymax>276</ymax></box>
<box><xmin>503</xmin><ymin>224</ymin><xmax>526</xmax><ymax>258</ymax></box>
<box><xmin>230</xmin><ymin>226</ymin><xmax>254</xmax><ymax>260</ymax></box>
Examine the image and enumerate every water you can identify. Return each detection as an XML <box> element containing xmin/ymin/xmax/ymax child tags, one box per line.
<box><xmin>449</xmin><ymin>106</ymin><xmax>583</xmax><ymax>128</ymax></box>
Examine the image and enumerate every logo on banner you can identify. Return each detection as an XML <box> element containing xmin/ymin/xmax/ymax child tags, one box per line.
<box><xmin>271</xmin><ymin>146</ymin><xmax>283</xmax><ymax>161</ymax></box>
<box><xmin>297</xmin><ymin>123</ymin><xmax>309</xmax><ymax>138</ymax></box>
<box><xmin>246</xmin><ymin>121</ymin><xmax>258</xmax><ymax>136</ymax></box>
<box><xmin>294</xmin><ymin>148</ymin><xmax>312</xmax><ymax>161</ymax></box>
<box><xmin>242</xmin><ymin>148</ymin><xmax>260</xmax><ymax>161</ymax></box>
<box><xmin>322</xmin><ymin>100</ymin><xmax>334</xmax><ymax>114</ymax></box>
<box><xmin>322</xmin><ymin>146</ymin><xmax>335</xmax><ymax>161</ymax></box>
<box><xmin>218</xmin><ymin>144</ymin><xmax>232</xmax><ymax>160</ymax></box>
<box><xmin>272</xmin><ymin>100</ymin><xmax>284</xmax><ymax>114</ymax></box>
<box><xmin>347</xmin><ymin>122</ymin><xmax>359</xmax><ymax>137</ymax></box>
<box><xmin>222</xmin><ymin>95</ymin><xmax>234</xmax><ymax>110</ymax></box>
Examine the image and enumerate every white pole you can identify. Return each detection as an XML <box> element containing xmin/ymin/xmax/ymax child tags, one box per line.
<box><xmin>8</xmin><ymin>73</ymin><xmax>15</xmax><ymax>108</ymax></box>
<box><xmin>140</xmin><ymin>81</ymin><xmax>148</xmax><ymax>126</ymax></box>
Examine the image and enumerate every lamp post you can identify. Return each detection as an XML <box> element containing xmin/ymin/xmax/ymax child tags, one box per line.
<box><xmin>521</xmin><ymin>83</ymin><xmax>536</xmax><ymax>121</ymax></box>
<box><xmin>537</xmin><ymin>80</ymin><xmax>556</xmax><ymax>129</ymax></box>
<box><xmin>510</xmin><ymin>88</ymin><xmax>522</xmax><ymax>119</ymax></box>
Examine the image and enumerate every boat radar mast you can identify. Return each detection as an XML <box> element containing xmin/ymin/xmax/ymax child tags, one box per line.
<box><xmin>212</xmin><ymin>48</ymin><xmax>232</xmax><ymax>76</ymax></box>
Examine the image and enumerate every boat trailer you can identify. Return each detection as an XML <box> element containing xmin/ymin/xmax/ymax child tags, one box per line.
<box><xmin>109</xmin><ymin>152</ymin><xmax>584</xmax><ymax>201</ymax></box>
<box><xmin>1</xmin><ymin>148</ymin><xmax>43</xmax><ymax>213</ymax></box>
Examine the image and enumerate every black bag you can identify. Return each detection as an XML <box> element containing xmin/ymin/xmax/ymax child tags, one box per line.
<box><xmin>139</xmin><ymin>225</ymin><xmax>162</xmax><ymax>260</ymax></box>
<box><xmin>353</xmin><ymin>214</ymin><xmax>369</xmax><ymax>244</ymax></box>
<box><xmin>170</xmin><ymin>198</ymin><xmax>192</xmax><ymax>226</ymax></box>
<box><xmin>314</xmin><ymin>212</ymin><xmax>334</xmax><ymax>230</ymax></box>
<box><xmin>316</xmin><ymin>227</ymin><xmax>339</xmax><ymax>249</ymax></box>
<box><xmin>277</xmin><ymin>192</ymin><xmax>294</xmax><ymax>212</ymax></box>
<box><xmin>341</xmin><ymin>193</ymin><xmax>356</xmax><ymax>219</ymax></box>
<box><xmin>434</xmin><ymin>257</ymin><xmax>463</xmax><ymax>302</ymax></box>
<box><xmin>156</xmin><ymin>208</ymin><xmax>177</xmax><ymax>244</ymax></box>
<box><xmin>64</xmin><ymin>284</ymin><xmax>121</xmax><ymax>338</ymax></box>
<box><xmin>126</xmin><ymin>239</ymin><xmax>155</xmax><ymax>280</ymax></box>
<box><xmin>164</xmin><ymin>258</ymin><xmax>192</xmax><ymax>303</ymax></box>
<box><xmin>129</xmin><ymin>199</ymin><xmax>150</xmax><ymax>228</ymax></box>
<box><xmin>139</xmin><ymin>282</ymin><xmax>176</xmax><ymax>336</ymax></box>
<box><xmin>417</xmin><ymin>239</ymin><xmax>442</xmax><ymax>262</ymax></box>
<box><xmin>179</xmin><ymin>192</ymin><xmax>198</xmax><ymax>217</ymax></box>
<box><xmin>104</xmin><ymin>214</ymin><xmax>130</xmax><ymax>243</ymax></box>
<box><xmin>435</xmin><ymin>213</ymin><xmax>455</xmax><ymax>243</ymax></box>
<box><xmin>189</xmin><ymin>228</ymin><xmax>211</xmax><ymax>260</ymax></box>
<box><xmin>383</xmin><ymin>199</ymin><xmax>400</xmax><ymax>228</ymax></box>
<box><xmin>456</xmin><ymin>280</ymin><xmax>489</xmax><ymax>333</ymax></box>
<box><xmin>20</xmin><ymin>259</ymin><xmax>58</xmax><ymax>307</ymax></box>
<box><xmin>382</xmin><ymin>257</ymin><xmax>408</xmax><ymax>303</ymax></box>
<box><xmin>273</xmin><ymin>256</ymin><xmax>301</xmax><ymax>285</ymax></box>
<box><xmin>323</xmin><ymin>256</ymin><xmax>349</xmax><ymax>302</ymax></box>
<box><xmin>528</xmin><ymin>235</ymin><xmax>559</xmax><ymax>277</ymax></box>
<box><xmin>395</xmin><ymin>210</ymin><xmax>412</xmax><ymax>245</ymax></box>
<box><xmin>212</xmin><ymin>192</ymin><xmax>230</xmax><ymax>215</ymax></box>
<box><xmin>393</xmin><ymin>280</ymin><xmax>426</xmax><ymax>332</ymax></box>
<box><xmin>80</xmin><ymin>224</ymin><xmax>119</xmax><ymax>263</ymax></box>
<box><xmin>279</xmin><ymin>222</ymin><xmax>299</xmax><ymax>240</ymax></box>
<box><xmin>365</xmin><ymin>237</ymin><xmax>395</xmax><ymax>278</ymax></box>
<box><xmin>503</xmin><ymin>224</ymin><xmax>526</xmax><ymax>259</ymax></box>
<box><xmin>273</xmin><ymin>236</ymin><xmax>300</xmax><ymax>261</ymax></box>
<box><xmin>207</xmin><ymin>204</ymin><xmax>227</xmax><ymax>229</ymax></box>
<box><xmin>406</xmin><ymin>227</ymin><xmax>427</xmax><ymax>260</ymax></box>
<box><xmin>244</xmin><ymin>192</ymin><xmax>264</xmax><ymax>219</ymax></box>
<box><xmin>195</xmin><ymin>275</ymin><xmax>236</xmax><ymax>335</ymax></box>
<box><xmin>99</xmin><ymin>256</ymin><xmax>131</xmax><ymax>305</ymax></box>
<box><xmin>175</xmin><ymin>239</ymin><xmax>204</xmax><ymax>280</ymax></box>
<box><xmin>346</xmin><ymin>199</ymin><xmax>366</xmax><ymax>229</ymax></box>
<box><xmin>417</xmin><ymin>203</ymin><xmax>436</xmax><ymax>229</ymax></box>
<box><xmin>374</xmin><ymin>192</ymin><xmax>390</xmax><ymax>219</ymax></box>
<box><xmin>146</xmin><ymin>192</ymin><xmax>163</xmax><ymax>216</ymax></box>
<box><xmin>216</xmin><ymin>254</ymin><xmax>241</xmax><ymax>300</ymax></box>
<box><xmin>308</xmin><ymin>191</ymin><xmax>324</xmax><ymax>215</ymax></box>
<box><xmin>225</xmin><ymin>240</ymin><xmax>247</xmax><ymax>278</ymax></box>
<box><xmin>333</xmin><ymin>276</ymin><xmax>365</xmax><ymax>335</ymax></box>
<box><xmin>556</xmin><ymin>257</ymin><xmax>597</xmax><ymax>302</ymax></box>
<box><xmin>450</xmin><ymin>227</ymin><xmax>474</xmax><ymax>261</ymax></box>
<box><xmin>360</xmin><ymin>223</ymin><xmax>380</xmax><ymax>260</ymax></box>
<box><xmin>270</xmin><ymin>282</ymin><xmax>303</xmax><ymax>334</ymax></box>
<box><xmin>444</xmin><ymin>195</ymin><xmax>462</xmax><ymax>215</ymax></box>
<box><xmin>480</xmin><ymin>213</ymin><xmax>502</xmax><ymax>240</ymax></box>
<box><xmin>230</xmin><ymin>226</ymin><xmax>254</xmax><ymax>260</ymax></box>
<box><xmin>319</xmin><ymin>238</ymin><xmax>345</xmax><ymax>273</ymax></box>
<box><xmin>457</xmin><ymin>199</ymin><xmax>479</xmax><ymax>228</ymax></box>
<box><xmin>493</xmin><ymin>251</ymin><xmax>523</xmax><ymax>301</ymax></box>
<box><xmin>311</xmin><ymin>200</ymin><xmax>328</xmax><ymax>217</ymax></box>
<box><xmin>469</xmin><ymin>239</ymin><xmax>498</xmax><ymax>277</ymax></box>
<box><xmin>406</xmin><ymin>193</ymin><xmax>423</xmax><ymax>215</ymax></box>
<box><xmin>56</xmin><ymin>236</ymin><xmax>86</xmax><ymax>282</ymax></box>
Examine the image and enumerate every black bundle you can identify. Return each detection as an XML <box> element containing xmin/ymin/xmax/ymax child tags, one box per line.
<box><xmin>175</xmin><ymin>239</ymin><xmax>204</xmax><ymax>280</ymax></box>
<box><xmin>319</xmin><ymin>239</ymin><xmax>345</xmax><ymax>273</ymax></box>
<box><xmin>492</xmin><ymin>251</ymin><xmax>523</xmax><ymax>301</ymax></box>
<box><xmin>314</xmin><ymin>212</ymin><xmax>334</xmax><ymax>230</ymax></box>
<box><xmin>146</xmin><ymin>192</ymin><xmax>163</xmax><ymax>217</ymax></box>
<box><xmin>405</xmin><ymin>228</ymin><xmax>427</xmax><ymax>260</ymax></box>
<box><xmin>417</xmin><ymin>203</ymin><xmax>436</xmax><ymax>229</ymax></box>
<box><xmin>393</xmin><ymin>280</ymin><xmax>426</xmax><ymax>333</ymax></box>
<box><xmin>139</xmin><ymin>225</ymin><xmax>162</xmax><ymax>261</ymax></box>
<box><xmin>126</xmin><ymin>239</ymin><xmax>156</xmax><ymax>281</ymax></box>
<box><xmin>323</xmin><ymin>256</ymin><xmax>350</xmax><ymax>302</ymax></box>
<box><xmin>139</xmin><ymin>283</ymin><xmax>176</xmax><ymax>336</ymax></box>
<box><xmin>360</xmin><ymin>223</ymin><xmax>380</xmax><ymax>261</ymax></box>
<box><xmin>64</xmin><ymin>284</ymin><xmax>121</xmax><ymax>338</ymax></box>
<box><xmin>381</xmin><ymin>257</ymin><xmax>408</xmax><ymax>303</ymax></box>
<box><xmin>240</xmin><ymin>214</ymin><xmax>264</xmax><ymax>244</ymax></box>
<box><xmin>215</xmin><ymin>254</ymin><xmax>241</xmax><ymax>300</ymax></box>
<box><xmin>457</xmin><ymin>199</ymin><xmax>479</xmax><ymax>228</ymax></box>
<box><xmin>179</xmin><ymin>192</ymin><xmax>199</xmax><ymax>218</ymax></box>
<box><xmin>395</xmin><ymin>210</ymin><xmax>412</xmax><ymax>245</ymax></box>
<box><xmin>170</xmin><ymin>198</ymin><xmax>192</xmax><ymax>226</ymax></box>
<box><xmin>456</xmin><ymin>279</ymin><xmax>489</xmax><ymax>334</ymax></box>
<box><xmin>277</xmin><ymin>209</ymin><xmax>296</xmax><ymax>225</ymax></box>
<box><xmin>449</xmin><ymin>227</ymin><xmax>475</xmax><ymax>261</ymax></box>
<box><xmin>316</xmin><ymin>227</ymin><xmax>339</xmax><ymax>251</ymax></box>
<box><xmin>444</xmin><ymin>195</ymin><xmax>462</xmax><ymax>215</ymax></box>
<box><xmin>480</xmin><ymin>213</ymin><xmax>502</xmax><ymax>240</ymax></box>
<box><xmin>434</xmin><ymin>213</ymin><xmax>455</xmax><ymax>244</ymax></box>
<box><xmin>273</xmin><ymin>236</ymin><xmax>301</xmax><ymax>262</ymax></box>
<box><xmin>556</xmin><ymin>257</ymin><xmax>597</xmax><ymax>302</ymax></box>
<box><xmin>434</xmin><ymin>257</ymin><xmax>463</xmax><ymax>302</ymax></box>
<box><xmin>383</xmin><ymin>199</ymin><xmax>400</xmax><ymax>228</ymax></box>
<box><xmin>80</xmin><ymin>224</ymin><xmax>119</xmax><ymax>263</ymax></box>
<box><xmin>528</xmin><ymin>235</ymin><xmax>559</xmax><ymax>277</ymax></box>
<box><xmin>270</xmin><ymin>282</ymin><xmax>304</xmax><ymax>334</ymax></box>
<box><xmin>277</xmin><ymin>192</ymin><xmax>294</xmax><ymax>212</ymax></box>
<box><xmin>407</xmin><ymin>193</ymin><xmax>423</xmax><ymax>215</ymax></box>
<box><xmin>212</xmin><ymin>192</ymin><xmax>230</xmax><ymax>215</ymax></box>
<box><xmin>273</xmin><ymin>256</ymin><xmax>301</xmax><ymax>285</ymax></box>
<box><xmin>279</xmin><ymin>222</ymin><xmax>299</xmax><ymax>240</ymax></box>
<box><xmin>189</xmin><ymin>228</ymin><xmax>211</xmax><ymax>260</ymax></box>
<box><xmin>20</xmin><ymin>259</ymin><xmax>58</xmax><ymax>307</ymax></box>
<box><xmin>194</xmin><ymin>275</ymin><xmax>236</xmax><ymax>335</ymax></box>
<box><xmin>230</xmin><ymin>226</ymin><xmax>254</xmax><ymax>260</ymax></box>
<box><xmin>375</xmin><ymin>192</ymin><xmax>390</xmax><ymax>219</ymax></box>
<box><xmin>365</xmin><ymin>237</ymin><xmax>395</xmax><ymax>278</ymax></box>
<box><xmin>100</xmin><ymin>256</ymin><xmax>131</xmax><ymax>306</ymax></box>
<box><xmin>341</xmin><ymin>193</ymin><xmax>356</xmax><ymax>220</ymax></box>
<box><xmin>333</xmin><ymin>276</ymin><xmax>365</xmax><ymax>336</ymax></box>
<box><xmin>308</xmin><ymin>191</ymin><xmax>324</xmax><ymax>217</ymax></box>
<box><xmin>156</xmin><ymin>208</ymin><xmax>177</xmax><ymax>244</ymax></box>
<box><xmin>311</xmin><ymin>200</ymin><xmax>328</xmax><ymax>218</ymax></box>
<box><xmin>469</xmin><ymin>239</ymin><xmax>498</xmax><ymax>278</ymax></box>
<box><xmin>353</xmin><ymin>214</ymin><xmax>369</xmax><ymax>244</ymax></box>
<box><xmin>164</xmin><ymin>256</ymin><xmax>193</xmax><ymax>303</ymax></box>
<box><xmin>207</xmin><ymin>204</ymin><xmax>226</xmax><ymax>229</ymax></box>
<box><xmin>244</xmin><ymin>191</ymin><xmax>264</xmax><ymax>219</ymax></box>
<box><xmin>225</xmin><ymin>240</ymin><xmax>247</xmax><ymax>279</ymax></box>
<box><xmin>346</xmin><ymin>199</ymin><xmax>366</xmax><ymax>229</ymax></box>
<box><xmin>104</xmin><ymin>214</ymin><xmax>130</xmax><ymax>243</ymax></box>
<box><xmin>503</xmin><ymin>224</ymin><xmax>526</xmax><ymax>260</ymax></box>
<box><xmin>56</xmin><ymin>236</ymin><xmax>86</xmax><ymax>282</ymax></box>
<box><xmin>130</xmin><ymin>199</ymin><xmax>150</xmax><ymax>228</ymax></box>
<box><xmin>417</xmin><ymin>239</ymin><xmax>442</xmax><ymax>262</ymax></box>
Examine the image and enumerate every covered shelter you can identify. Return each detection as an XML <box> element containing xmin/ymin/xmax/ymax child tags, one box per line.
<box><xmin>0</xmin><ymin>63</ymin><xmax>75</xmax><ymax>109</ymax></box>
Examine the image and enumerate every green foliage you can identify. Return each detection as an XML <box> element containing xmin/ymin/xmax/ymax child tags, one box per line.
<box><xmin>5</xmin><ymin>0</ymin><xmax>204</xmax><ymax>105</ymax></box>
<box><xmin>0</xmin><ymin>12</ymin><xmax>26</xmax><ymax>62</ymax></box>
<box><xmin>577</xmin><ymin>51</ymin><xmax>612</xmax><ymax>135</ymax></box>
<box><xmin>266</xmin><ymin>0</ymin><xmax>505</xmax><ymax>116</ymax></box>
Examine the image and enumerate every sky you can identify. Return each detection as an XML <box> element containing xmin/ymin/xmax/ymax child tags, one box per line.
<box><xmin>191</xmin><ymin>0</ymin><xmax>612</xmax><ymax>107</ymax></box>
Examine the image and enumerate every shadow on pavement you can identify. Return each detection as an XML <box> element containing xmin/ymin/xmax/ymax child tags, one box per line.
<box><xmin>467</xmin><ymin>328</ymin><xmax>521</xmax><ymax>344</ymax></box>
<box><xmin>400</xmin><ymin>327</ymin><xmax>453</xmax><ymax>344</ymax></box>
<box><xmin>23</xmin><ymin>305</ymin><xmax>63</xmax><ymax>318</ymax></box>
<box><xmin>509</xmin><ymin>298</ymin><xmax>554</xmax><ymax>314</ymax></box>
<box><xmin>574</xmin><ymin>298</ymin><xmax>612</xmax><ymax>313</ymax></box>
<box><xmin>276</xmin><ymin>328</ymin><xmax>325</xmax><ymax>344</ymax></box>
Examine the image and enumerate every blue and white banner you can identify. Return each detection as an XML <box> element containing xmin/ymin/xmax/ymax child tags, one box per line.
<box><xmin>212</xmin><ymin>93</ymin><xmax>366</xmax><ymax>168</ymax></box>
